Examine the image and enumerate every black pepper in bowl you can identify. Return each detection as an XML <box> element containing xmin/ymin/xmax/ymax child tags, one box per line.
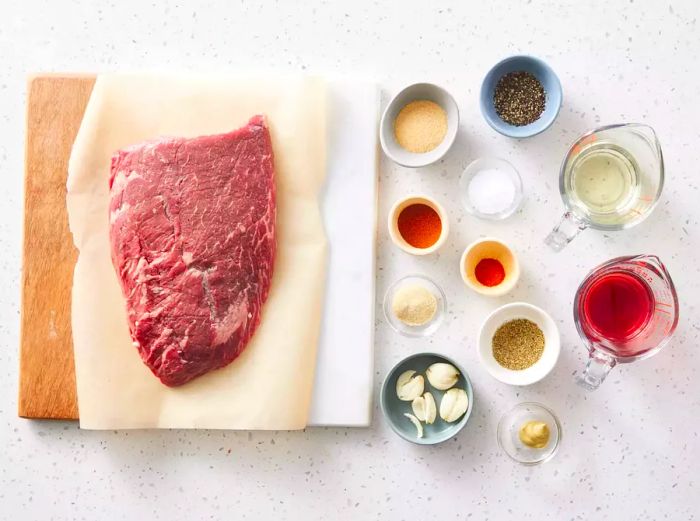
<box><xmin>493</xmin><ymin>71</ymin><xmax>546</xmax><ymax>126</ymax></box>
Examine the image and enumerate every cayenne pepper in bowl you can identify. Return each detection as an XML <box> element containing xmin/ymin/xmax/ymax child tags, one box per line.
<box><xmin>460</xmin><ymin>238</ymin><xmax>520</xmax><ymax>296</ymax></box>
<box><xmin>474</xmin><ymin>258</ymin><xmax>506</xmax><ymax>287</ymax></box>
<box><xmin>389</xmin><ymin>196</ymin><xmax>448</xmax><ymax>255</ymax></box>
<box><xmin>397</xmin><ymin>203</ymin><xmax>442</xmax><ymax>249</ymax></box>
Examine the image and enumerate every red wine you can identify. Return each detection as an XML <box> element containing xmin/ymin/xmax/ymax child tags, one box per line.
<box><xmin>581</xmin><ymin>271</ymin><xmax>654</xmax><ymax>342</ymax></box>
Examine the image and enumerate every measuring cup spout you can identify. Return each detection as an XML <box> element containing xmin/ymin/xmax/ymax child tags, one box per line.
<box><xmin>638</xmin><ymin>254</ymin><xmax>670</xmax><ymax>279</ymax></box>
<box><xmin>631</xmin><ymin>124</ymin><xmax>662</xmax><ymax>154</ymax></box>
<box><xmin>545</xmin><ymin>211</ymin><xmax>588</xmax><ymax>251</ymax></box>
<box><xmin>577</xmin><ymin>351</ymin><xmax>617</xmax><ymax>391</ymax></box>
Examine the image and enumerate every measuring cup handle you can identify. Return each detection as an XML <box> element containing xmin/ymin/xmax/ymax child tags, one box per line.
<box><xmin>577</xmin><ymin>351</ymin><xmax>617</xmax><ymax>391</ymax></box>
<box><xmin>545</xmin><ymin>212</ymin><xmax>588</xmax><ymax>251</ymax></box>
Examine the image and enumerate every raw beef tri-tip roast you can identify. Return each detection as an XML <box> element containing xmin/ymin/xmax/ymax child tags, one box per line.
<box><xmin>108</xmin><ymin>115</ymin><xmax>276</xmax><ymax>387</ymax></box>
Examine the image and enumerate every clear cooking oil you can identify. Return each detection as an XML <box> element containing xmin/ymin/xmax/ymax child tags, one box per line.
<box><xmin>566</xmin><ymin>141</ymin><xmax>641</xmax><ymax>222</ymax></box>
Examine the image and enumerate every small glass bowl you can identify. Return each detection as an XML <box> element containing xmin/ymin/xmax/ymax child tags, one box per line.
<box><xmin>459</xmin><ymin>157</ymin><xmax>523</xmax><ymax>220</ymax></box>
<box><xmin>383</xmin><ymin>275</ymin><xmax>446</xmax><ymax>337</ymax></box>
<box><xmin>497</xmin><ymin>402</ymin><xmax>561</xmax><ymax>465</ymax></box>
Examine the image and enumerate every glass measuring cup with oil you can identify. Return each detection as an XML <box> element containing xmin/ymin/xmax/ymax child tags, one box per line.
<box><xmin>545</xmin><ymin>124</ymin><xmax>664</xmax><ymax>251</ymax></box>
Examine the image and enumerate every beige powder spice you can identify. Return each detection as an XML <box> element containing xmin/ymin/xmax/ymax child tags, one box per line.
<box><xmin>391</xmin><ymin>284</ymin><xmax>437</xmax><ymax>326</ymax></box>
<box><xmin>393</xmin><ymin>100</ymin><xmax>448</xmax><ymax>153</ymax></box>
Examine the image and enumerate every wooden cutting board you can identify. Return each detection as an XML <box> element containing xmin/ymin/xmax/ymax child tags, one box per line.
<box><xmin>18</xmin><ymin>75</ymin><xmax>377</xmax><ymax>426</ymax></box>
<box><xmin>18</xmin><ymin>75</ymin><xmax>95</xmax><ymax>419</ymax></box>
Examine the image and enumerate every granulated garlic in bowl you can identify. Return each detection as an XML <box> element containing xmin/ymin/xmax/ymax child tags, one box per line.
<box><xmin>393</xmin><ymin>100</ymin><xmax>448</xmax><ymax>154</ymax></box>
<box><xmin>379</xmin><ymin>83</ymin><xmax>459</xmax><ymax>168</ymax></box>
<box><xmin>383</xmin><ymin>275</ymin><xmax>446</xmax><ymax>337</ymax></box>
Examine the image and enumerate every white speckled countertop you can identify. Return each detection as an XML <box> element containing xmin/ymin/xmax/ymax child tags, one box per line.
<box><xmin>2</xmin><ymin>1</ymin><xmax>699</xmax><ymax>519</ymax></box>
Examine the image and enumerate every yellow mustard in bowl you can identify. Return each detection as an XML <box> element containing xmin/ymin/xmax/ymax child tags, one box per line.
<box><xmin>519</xmin><ymin>420</ymin><xmax>550</xmax><ymax>449</ymax></box>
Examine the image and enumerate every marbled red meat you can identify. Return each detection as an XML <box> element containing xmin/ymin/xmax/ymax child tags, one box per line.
<box><xmin>108</xmin><ymin>116</ymin><xmax>276</xmax><ymax>387</ymax></box>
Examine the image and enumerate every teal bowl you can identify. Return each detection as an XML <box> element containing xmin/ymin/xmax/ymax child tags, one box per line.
<box><xmin>380</xmin><ymin>352</ymin><xmax>474</xmax><ymax>445</ymax></box>
<box><xmin>480</xmin><ymin>55</ymin><xmax>562</xmax><ymax>138</ymax></box>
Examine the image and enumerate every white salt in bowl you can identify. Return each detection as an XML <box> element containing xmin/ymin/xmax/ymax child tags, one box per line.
<box><xmin>459</xmin><ymin>157</ymin><xmax>523</xmax><ymax>220</ymax></box>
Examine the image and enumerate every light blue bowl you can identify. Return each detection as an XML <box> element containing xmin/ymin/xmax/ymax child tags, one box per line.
<box><xmin>480</xmin><ymin>55</ymin><xmax>562</xmax><ymax>138</ymax></box>
<box><xmin>380</xmin><ymin>352</ymin><xmax>474</xmax><ymax>445</ymax></box>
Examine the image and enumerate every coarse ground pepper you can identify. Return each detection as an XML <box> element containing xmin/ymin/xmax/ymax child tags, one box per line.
<box><xmin>493</xmin><ymin>71</ymin><xmax>546</xmax><ymax>126</ymax></box>
<box><xmin>492</xmin><ymin>318</ymin><xmax>545</xmax><ymax>370</ymax></box>
<box><xmin>397</xmin><ymin>203</ymin><xmax>442</xmax><ymax>249</ymax></box>
<box><xmin>475</xmin><ymin>258</ymin><xmax>506</xmax><ymax>287</ymax></box>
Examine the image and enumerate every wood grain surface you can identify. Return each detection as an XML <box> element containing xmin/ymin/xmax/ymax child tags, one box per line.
<box><xmin>18</xmin><ymin>76</ymin><xmax>95</xmax><ymax>419</ymax></box>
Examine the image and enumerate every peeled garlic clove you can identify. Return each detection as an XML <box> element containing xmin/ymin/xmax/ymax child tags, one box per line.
<box><xmin>426</xmin><ymin>363</ymin><xmax>460</xmax><ymax>390</ymax></box>
<box><xmin>423</xmin><ymin>391</ymin><xmax>437</xmax><ymax>424</ymax></box>
<box><xmin>411</xmin><ymin>395</ymin><xmax>426</xmax><ymax>421</ymax></box>
<box><xmin>412</xmin><ymin>392</ymin><xmax>437</xmax><ymax>424</ymax></box>
<box><xmin>404</xmin><ymin>413</ymin><xmax>424</xmax><ymax>438</ymax></box>
<box><xmin>439</xmin><ymin>388</ymin><xmax>469</xmax><ymax>423</ymax></box>
<box><xmin>396</xmin><ymin>370</ymin><xmax>416</xmax><ymax>396</ymax></box>
<box><xmin>396</xmin><ymin>370</ymin><xmax>424</xmax><ymax>401</ymax></box>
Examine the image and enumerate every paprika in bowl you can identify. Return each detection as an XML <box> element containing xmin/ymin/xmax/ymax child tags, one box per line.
<box><xmin>388</xmin><ymin>195</ymin><xmax>449</xmax><ymax>255</ymax></box>
<box><xmin>460</xmin><ymin>238</ymin><xmax>520</xmax><ymax>296</ymax></box>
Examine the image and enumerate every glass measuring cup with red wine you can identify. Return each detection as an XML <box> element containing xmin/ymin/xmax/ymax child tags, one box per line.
<box><xmin>574</xmin><ymin>255</ymin><xmax>679</xmax><ymax>390</ymax></box>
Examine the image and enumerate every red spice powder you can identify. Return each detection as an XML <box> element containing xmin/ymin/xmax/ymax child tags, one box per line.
<box><xmin>397</xmin><ymin>203</ymin><xmax>442</xmax><ymax>249</ymax></box>
<box><xmin>474</xmin><ymin>258</ymin><xmax>505</xmax><ymax>287</ymax></box>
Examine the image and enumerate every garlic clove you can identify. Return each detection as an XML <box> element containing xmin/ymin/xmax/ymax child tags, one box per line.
<box><xmin>426</xmin><ymin>363</ymin><xmax>460</xmax><ymax>390</ymax></box>
<box><xmin>423</xmin><ymin>391</ymin><xmax>437</xmax><ymax>424</ymax></box>
<box><xmin>411</xmin><ymin>395</ymin><xmax>426</xmax><ymax>421</ymax></box>
<box><xmin>396</xmin><ymin>370</ymin><xmax>425</xmax><ymax>401</ymax></box>
<box><xmin>439</xmin><ymin>388</ymin><xmax>469</xmax><ymax>423</ymax></box>
<box><xmin>396</xmin><ymin>369</ymin><xmax>415</xmax><ymax>387</ymax></box>
<box><xmin>412</xmin><ymin>392</ymin><xmax>437</xmax><ymax>424</ymax></box>
<box><xmin>404</xmin><ymin>413</ymin><xmax>424</xmax><ymax>438</ymax></box>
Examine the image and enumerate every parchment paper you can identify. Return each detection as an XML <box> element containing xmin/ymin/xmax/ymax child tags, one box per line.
<box><xmin>67</xmin><ymin>73</ymin><xmax>327</xmax><ymax>429</ymax></box>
